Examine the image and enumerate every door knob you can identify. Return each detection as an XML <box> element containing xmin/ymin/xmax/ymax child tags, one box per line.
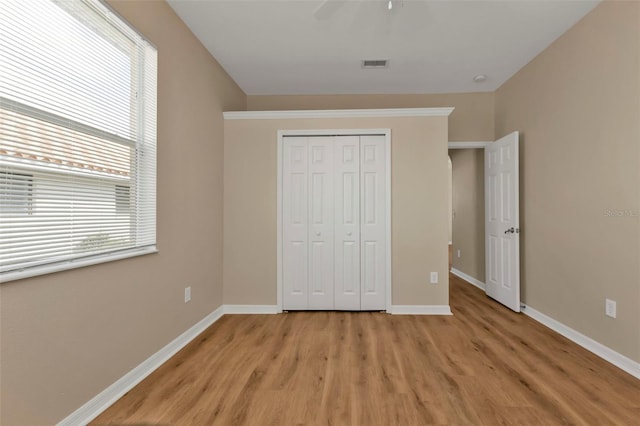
<box><xmin>315</xmin><ymin>231</ymin><xmax>321</xmax><ymax>236</ymax></box>
<box><xmin>347</xmin><ymin>231</ymin><xmax>352</xmax><ymax>236</ymax></box>
<box><xmin>504</xmin><ymin>227</ymin><xmax>519</xmax><ymax>234</ymax></box>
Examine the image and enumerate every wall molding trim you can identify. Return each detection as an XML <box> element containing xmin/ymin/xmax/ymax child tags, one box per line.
<box><xmin>223</xmin><ymin>305</ymin><xmax>279</xmax><ymax>314</ymax></box>
<box><xmin>390</xmin><ymin>305</ymin><xmax>453</xmax><ymax>315</ymax></box>
<box><xmin>57</xmin><ymin>306</ymin><xmax>225</xmax><ymax>426</ymax></box>
<box><xmin>522</xmin><ymin>304</ymin><xmax>640</xmax><ymax>380</ymax></box>
<box><xmin>448</xmin><ymin>141</ymin><xmax>491</xmax><ymax>149</ymax></box>
<box><xmin>451</xmin><ymin>268</ymin><xmax>486</xmax><ymax>291</ymax></box>
<box><xmin>223</xmin><ymin>107</ymin><xmax>454</xmax><ymax>120</ymax></box>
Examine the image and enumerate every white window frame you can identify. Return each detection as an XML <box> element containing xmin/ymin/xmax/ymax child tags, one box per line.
<box><xmin>0</xmin><ymin>0</ymin><xmax>158</xmax><ymax>283</ymax></box>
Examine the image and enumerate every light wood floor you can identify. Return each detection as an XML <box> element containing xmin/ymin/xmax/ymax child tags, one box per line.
<box><xmin>94</xmin><ymin>275</ymin><xmax>640</xmax><ymax>425</ymax></box>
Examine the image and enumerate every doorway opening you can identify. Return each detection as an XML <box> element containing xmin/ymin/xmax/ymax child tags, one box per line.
<box><xmin>448</xmin><ymin>132</ymin><xmax>521</xmax><ymax>312</ymax></box>
<box><xmin>448</xmin><ymin>148</ymin><xmax>485</xmax><ymax>287</ymax></box>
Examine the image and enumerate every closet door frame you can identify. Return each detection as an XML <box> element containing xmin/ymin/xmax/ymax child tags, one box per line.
<box><xmin>277</xmin><ymin>129</ymin><xmax>392</xmax><ymax>313</ymax></box>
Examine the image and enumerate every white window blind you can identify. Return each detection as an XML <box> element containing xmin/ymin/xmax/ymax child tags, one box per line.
<box><xmin>0</xmin><ymin>0</ymin><xmax>157</xmax><ymax>277</ymax></box>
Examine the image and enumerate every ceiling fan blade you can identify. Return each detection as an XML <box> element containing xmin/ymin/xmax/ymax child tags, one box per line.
<box><xmin>313</xmin><ymin>0</ymin><xmax>347</xmax><ymax>20</ymax></box>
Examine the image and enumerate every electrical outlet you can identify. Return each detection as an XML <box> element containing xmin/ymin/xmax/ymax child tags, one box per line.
<box><xmin>430</xmin><ymin>272</ymin><xmax>438</xmax><ymax>284</ymax></box>
<box><xmin>457</xmin><ymin>249</ymin><xmax>461</xmax><ymax>258</ymax></box>
<box><xmin>184</xmin><ymin>286</ymin><xmax>191</xmax><ymax>303</ymax></box>
<box><xmin>605</xmin><ymin>299</ymin><xmax>616</xmax><ymax>318</ymax></box>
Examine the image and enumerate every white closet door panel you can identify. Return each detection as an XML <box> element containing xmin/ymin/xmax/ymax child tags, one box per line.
<box><xmin>308</xmin><ymin>137</ymin><xmax>334</xmax><ymax>309</ymax></box>
<box><xmin>334</xmin><ymin>136</ymin><xmax>361</xmax><ymax>310</ymax></box>
<box><xmin>360</xmin><ymin>135</ymin><xmax>386</xmax><ymax>310</ymax></box>
<box><xmin>283</xmin><ymin>137</ymin><xmax>309</xmax><ymax>309</ymax></box>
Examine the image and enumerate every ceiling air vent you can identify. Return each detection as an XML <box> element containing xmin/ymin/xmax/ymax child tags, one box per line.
<box><xmin>362</xmin><ymin>59</ymin><xmax>389</xmax><ymax>69</ymax></box>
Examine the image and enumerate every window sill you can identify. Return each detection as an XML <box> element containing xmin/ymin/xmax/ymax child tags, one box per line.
<box><xmin>0</xmin><ymin>246</ymin><xmax>158</xmax><ymax>283</ymax></box>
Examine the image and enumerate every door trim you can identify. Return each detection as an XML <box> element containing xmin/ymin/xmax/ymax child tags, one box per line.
<box><xmin>277</xmin><ymin>129</ymin><xmax>392</xmax><ymax>313</ymax></box>
<box><xmin>448</xmin><ymin>141</ymin><xmax>491</xmax><ymax>149</ymax></box>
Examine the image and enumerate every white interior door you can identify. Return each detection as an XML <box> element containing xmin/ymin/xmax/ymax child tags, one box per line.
<box><xmin>334</xmin><ymin>136</ymin><xmax>361</xmax><ymax>310</ymax></box>
<box><xmin>282</xmin><ymin>137</ymin><xmax>308</xmax><ymax>309</ymax></box>
<box><xmin>360</xmin><ymin>135</ymin><xmax>386</xmax><ymax>310</ymax></box>
<box><xmin>485</xmin><ymin>131</ymin><xmax>520</xmax><ymax>312</ymax></box>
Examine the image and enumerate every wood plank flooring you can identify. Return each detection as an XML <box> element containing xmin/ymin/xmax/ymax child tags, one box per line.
<box><xmin>93</xmin><ymin>275</ymin><xmax>640</xmax><ymax>425</ymax></box>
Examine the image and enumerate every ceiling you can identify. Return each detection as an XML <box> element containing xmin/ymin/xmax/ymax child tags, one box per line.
<box><xmin>166</xmin><ymin>0</ymin><xmax>600</xmax><ymax>95</ymax></box>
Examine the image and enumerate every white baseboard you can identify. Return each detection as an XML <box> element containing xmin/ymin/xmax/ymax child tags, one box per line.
<box><xmin>450</xmin><ymin>268</ymin><xmax>485</xmax><ymax>291</ymax></box>
<box><xmin>57</xmin><ymin>306</ymin><xmax>225</xmax><ymax>426</ymax></box>
<box><xmin>523</xmin><ymin>304</ymin><xmax>640</xmax><ymax>380</ymax></box>
<box><xmin>223</xmin><ymin>305</ymin><xmax>278</xmax><ymax>314</ymax></box>
<box><xmin>390</xmin><ymin>305</ymin><xmax>452</xmax><ymax>315</ymax></box>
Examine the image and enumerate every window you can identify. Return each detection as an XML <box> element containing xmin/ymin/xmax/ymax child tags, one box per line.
<box><xmin>0</xmin><ymin>172</ymin><xmax>33</xmax><ymax>215</ymax></box>
<box><xmin>0</xmin><ymin>0</ymin><xmax>157</xmax><ymax>278</ymax></box>
<box><xmin>115</xmin><ymin>184</ymin><xmax>131</xmax><ymax>215</ymax></box>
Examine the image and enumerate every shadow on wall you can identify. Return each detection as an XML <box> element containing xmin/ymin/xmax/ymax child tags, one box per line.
<box><xmin>448</xmin><ymin>155</ymin><xmax>453</xmax><ymax>244</ymax></box>
<box><xmin>519</xmin><ymin>133</ymin><xmax>526</xmax><ymax>303</ymax></box>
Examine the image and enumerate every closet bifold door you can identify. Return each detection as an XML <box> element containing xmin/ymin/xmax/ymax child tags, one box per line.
<box><xmin>282</xmin><ymin>137</ymin><xmax>309</xmax><ymax>309</ymax></box>
<box><xmin>334</xmin><ymin>136</ymin><xmax>361</xmax><ymax>310</ymax></box>
<box><xmin>283</xmin><ymin>136</ymin><xmax>334</xmax><ymax>310</ymax></box>
<box><xmin>360</xmin><ymin>135</ymin><xmax>386</xmax><ymax>310</ymax></box>
<box><xmin>307</xmin><ymin>137</ymin><xmax>334</xmax><ymax>309</ymax></box>
<box><xmin>282</xmin><ymin>134</ymin><xmax>386</xmax><ymax>311</ymax></box>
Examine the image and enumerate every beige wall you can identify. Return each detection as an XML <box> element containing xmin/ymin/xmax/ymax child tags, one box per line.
<box><xmin>449</xmin><ymin>149</ymin><xmax>485</xmax><ymax>282</ymax></box>
<box><xmin>0</xmin><ymin>1</ymin><xmax>246</xmax><ymax>424</ymax></box>
<box><xmin>495</xmin><ymin>1</ymin><xmax>640</xmax><ymax>362</ymax></box>
<box><xmin>224</xmin><ymin>116</ymin><xmax>450</xmax><ymax>307</ymax></box>
<box><xmin>247</xmin><ymin>93</ymin><xmax>494</xmax><ymax>142</ymax></box>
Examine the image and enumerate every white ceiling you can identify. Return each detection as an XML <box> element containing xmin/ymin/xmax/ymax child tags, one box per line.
<box><xmin>166</xmin><ymin>0</ymin><xmax>600</xmax><ymax>95</ymax></box>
